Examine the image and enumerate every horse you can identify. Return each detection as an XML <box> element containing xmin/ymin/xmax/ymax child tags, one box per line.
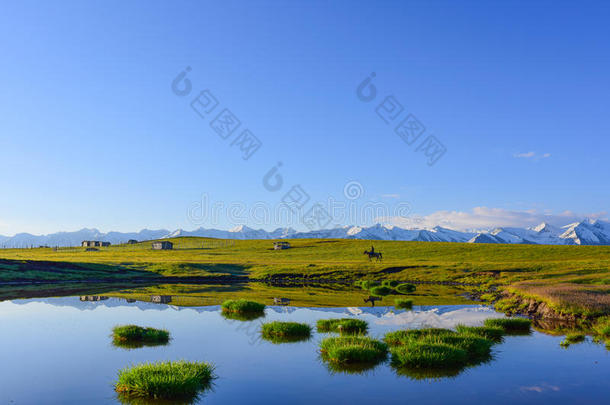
<box><xmin>363</xmin><ymin>250</ymin><xmax>383</xmax><ymax>261</ymax></box>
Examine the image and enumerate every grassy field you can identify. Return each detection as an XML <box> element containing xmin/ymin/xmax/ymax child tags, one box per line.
<box><xmin>1</xmin><ymin>237</ymin><xmax>608</xmax><ymax>315</ymax></box>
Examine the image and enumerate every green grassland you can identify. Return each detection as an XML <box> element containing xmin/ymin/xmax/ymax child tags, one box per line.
<box><xmin>1</xmin><ymin>237</ymin><xmax>609</xmax><ymax>314</ymax></box>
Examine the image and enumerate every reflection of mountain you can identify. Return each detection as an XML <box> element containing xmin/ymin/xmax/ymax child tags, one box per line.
<box><xmin>9</xmin><ymin>297</ymin><xmax>501</xmax><ymax>327</ymax></box>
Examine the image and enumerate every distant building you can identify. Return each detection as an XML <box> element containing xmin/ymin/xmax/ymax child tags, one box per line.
<box><xmin>273</xmin><ymin>241</ymin><xmax>291</xmax><ymax>250</ymax></box>
<box><xmin>152</xmin><ymin>241</ymin><xmax>173</xmax><ymax>250</ymax></box>
<box><xmin>127</xmin><ymin>239</ymin><xmax>138</xmax><ymax>244</ymax></box>
<box><xmin>151</xmin><ymin>295</ymin><xmax>172</xmax><ymax>304</ymax></box>
<box><xmin>82</xmin><ymin>241</ymin><xmax>110</xmax><ymax>247</ymax></box>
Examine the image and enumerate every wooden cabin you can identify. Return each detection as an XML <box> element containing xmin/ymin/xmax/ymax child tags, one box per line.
<box><xmin>152</xmin><ymin>241</ymin><xmax>173</xmax><ymax>250</ymax></box>
<box><xmin>273</xmin><ymin>241</ymin><xmax>291</xmax><ymax>250</ymax></box>
<box><xmin>82</xmin><ymin>241</ymin><xmax>110</xmax><ymax>247</ymax></box>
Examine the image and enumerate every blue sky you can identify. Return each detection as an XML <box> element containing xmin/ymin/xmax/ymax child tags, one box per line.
<box><xmin>0</xmin><ymin>0</ymin><xmax>608</xmax><ymax>235</ymax></box>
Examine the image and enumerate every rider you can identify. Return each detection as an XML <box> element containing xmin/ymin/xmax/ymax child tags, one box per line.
<box><xmin>370</xmin><ymin>245</ymin><xmax>375</xmax><ymax>254</ymax></box>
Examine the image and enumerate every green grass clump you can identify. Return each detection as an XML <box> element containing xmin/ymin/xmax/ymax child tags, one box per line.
<box><xmin>384</xmin><ymin>328</ymin><xmax>455</xmax><ymax>345</ymax></box>
<box><xmin>484</xmin><ymin>317</ymin><xmax>532</xmax><ymax>333</ymax></box>
<box><xmin>317</xmin><ymin>318</ymin><xmax>368</xmax><ymax>334</ymax></box>
<box><xmin>369</xmin><ymin>286</ymin><xmax>393</xmax><ymax>296</ymax></box>
<box><xmin>592</xmin><ymin>316</ymin><xmax>610</xmax><ymax>338</ymax></box>
<box><xmin>221</xmin><ymin>299</ymin><xmax>265</xmax><ymax>314</ymax></box>
<box><xmin>395</xmin><ymin>298</ymin><xmax>413</xmax><ymax>310</ymax></box>
<box><xmin>390</xmin><ymin>342</ymin><xmax>468</xmax><ymax>369</ymax></box>
<box><xmin>455</xmin><ymin>325</ymin><xmax>504</xmax><ymax>342</ymax></box>
<box><xmin>261</xmin><ymin>321</ymin><xmax>311</xmax><ymax>343</ymax></box>
<box><xmin>396</xmin><ymin>283</ymin><xmax>416</xmax><ymax>294</ymax></box>
<box><xmin>112</xmin><ymin>325</ymin><xmax>169</xmax><ymax>347</ymax></box>
<box><xmin>115</xmin><ymin>360</ymin><xmax>215</xmax><ymax>400</ymax></box>
<box><xmin>319</xmin><ymin>336</ymin><xmax>388</xmax><ymax>364</ymax></box>
<box><xmin>560</xmin><ymin>332</ymin><xmax>586</xmax><ymax>347</ymax></box>
<box><xmin>423</xmin><ymin>334</ymin><xmax>493</xmax><ymax>359</ymax></box>
<box><xmin>479</xmin><ymin>293</ymin><xmax>497</xmax><ymax>303</ymax></box>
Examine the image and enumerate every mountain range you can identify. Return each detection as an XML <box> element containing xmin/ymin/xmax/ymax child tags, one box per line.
<box><xmin>1</xmin><ymin>219</ymin><xmax>609</xmax><ymax>248</ymax></box>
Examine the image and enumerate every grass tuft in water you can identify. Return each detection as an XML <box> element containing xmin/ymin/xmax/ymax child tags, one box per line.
<box><xmin>316</xmin><ymin>318</ymin><xmax>368</xmax><ymax>334</ymax></box>
<box><xmin>112</xmin><ymin>325</ymin><xmax>169</xmax><ymax>347</ymax></box>
<box><xmin>261</xmin><ymin>321</ymin><xmax>311</xmax><ymax>343</ymax></box>
<box><xmin>115</xmin><ymin>360</ymin><xmax>215</xmax><ymax>400</ymax></box>
<box><xmin>390</xmin><ymin>342</ymin><xmax>468</xmax><ymax>368</ymax></box>
<box><xmin>395</xmin><ymin>298</ymin><xmax>413</xmax><ymax>310</ymax></box>
<box><xmin>592</xmin><ymin>316</ymin><xmax>610</xmax><ymax>338</ymax></box>
<box><xmin>560</xmin><ymin>332</ymin><xmax>586</xmax><ymax>347</ymax></box>
<box><xmin>455</xmin><ymin>325</ymin><xmax>504</xmax><ymax>342</ymax></box>
<box><xmin>221</xmin><ymin>299</ymin><xmax>265</xmax><ymax>314</ymax></box>
<box><xmin>484</xmin><ymin>317</ymin><xmax>531</xmax><ymax>333</ymax></box>
<box><xmin>319</xmin><ymin>336</ymin><xmax>388</xmax><ymax>364</ymax></box>
<box><xmin>384</xmin><ymin>328</ymin><xmax>456</xmax><ymax>345</ymax></box>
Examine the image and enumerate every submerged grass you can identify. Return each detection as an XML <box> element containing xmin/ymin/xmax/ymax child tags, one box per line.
<box><xmin>112</xmin><ymin>325</ymin><xmax>169</xmax><ymax>347</ymax></box>
<box><xmin>395</xmin><ymin>298</ymin><xmax>413</xmax><ymax>310</ymax></box>
<box><xmin>115</xmin><ymin>360</ymin><xmax>215</xmax><ymax>400</ymax></box>
<box><xmin>221</xmin><ymin>299</ymin><xmax>265</xmax><ymax>314</ymax></box>
<box><xmin>261</xmin><ymin>321</ymin><xmax>311</xmax><ymax>343</ymax></box>
<box><xmin>317</xmin><ymin>318</ymin><xmax>368</xmax><ymax>334</ymax></box>
<box><xmin>319</xmin><ymin>336</ymin><xmax>388</xmax><ymax>364</ymax></box>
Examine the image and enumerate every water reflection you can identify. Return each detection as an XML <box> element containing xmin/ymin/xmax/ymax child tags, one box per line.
<box><xmin>1</xmin><ymin>297</ymin><xmax>609</xmax><ymax>404</ymax></box>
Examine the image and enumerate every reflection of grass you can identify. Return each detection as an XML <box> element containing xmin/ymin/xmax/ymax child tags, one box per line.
<box><xmin>394</xmin><ymin>298</ymin><xmax>413</xmax><ymax>310</ymax></box>
<box><xmin>220</xmin><ymin>311</ymin><xmax>265</xmax><ymax>322</ymax></box>
<box><xmin>221</xmin><ymin>299</ymin><xmax>265</xmax><ymax>314</ymax></box>
<box><xmin>484</xmin><ymin>317</ymin><xmax>532</xmax><ymax>333</ymax></box>
<box><xmin>393</xmin><ymin>365</ymin><xmax>463</xmax><ymax>381</ymax></box>
<box><xmin>115</xmin><ymin>361</ymin><xmax>215</xmax><ymax>401</ymax></box>
<box><xmin>317</xmin><ymin>318</ymin><xmax>368</xmax><ymax>334</ymax></box>
<box><xmin>261</xmin><ymin>321</ymin><xmax>311</xmax><ymax>343</ymax></box>
<box><xmin>112</xmin><ymin>325</ymin><xmax>169</xmax><ymax>348</ymax></box>
<box><xmin>319</xmin><ymin>336</ymin><xmax>388</xmax><ymax>365</ymax></box>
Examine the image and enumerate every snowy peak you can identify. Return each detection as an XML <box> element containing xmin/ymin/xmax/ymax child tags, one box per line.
<box><xmin>1</xmin><ymin>220</ymin><xmax>609</xmax><ymax>248</ymax></box>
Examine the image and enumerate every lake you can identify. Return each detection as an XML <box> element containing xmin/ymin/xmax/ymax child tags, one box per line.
<box><xmin>0</xmin><ymin>285</ymin><xmax>608</xmax><ymax>404</ymax></box>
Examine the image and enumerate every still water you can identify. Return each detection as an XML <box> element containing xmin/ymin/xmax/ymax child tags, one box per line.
<box><xmin>0</xmin><ymin>296</ymin><xmax>608</xmax><ymax>404</ymax></box>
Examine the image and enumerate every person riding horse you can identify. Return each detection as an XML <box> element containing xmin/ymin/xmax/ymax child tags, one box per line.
<box><xmin>363</xmin><ymin>246</ymin><xmax>382</xmax><ymax>261</ymax></box>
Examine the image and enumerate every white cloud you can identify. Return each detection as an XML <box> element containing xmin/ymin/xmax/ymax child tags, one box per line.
<box><xmin>378</xmin><ymin>207</ymin><xmax>608</xmax><ymax>231</ymax></box>
<box><xmin>381</xmin><ymin>193</ymin><xmax>400</xmax><ymax>199</ymax></box>
<box><xmin>513</xmin><ymin>151</ymin><xmax>551</xmax><ymax>159</ymax></box>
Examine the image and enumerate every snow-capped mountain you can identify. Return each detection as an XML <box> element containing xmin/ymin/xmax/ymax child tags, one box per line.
<box><xmin>1</xmin><ymin>219</ymin><xmax>609</xmax><ymax>248</ymax></box>
<box><xmin>0</xmin><ymin>228</ymin><xmax>169</xmax><ymax>248</ymax></box>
